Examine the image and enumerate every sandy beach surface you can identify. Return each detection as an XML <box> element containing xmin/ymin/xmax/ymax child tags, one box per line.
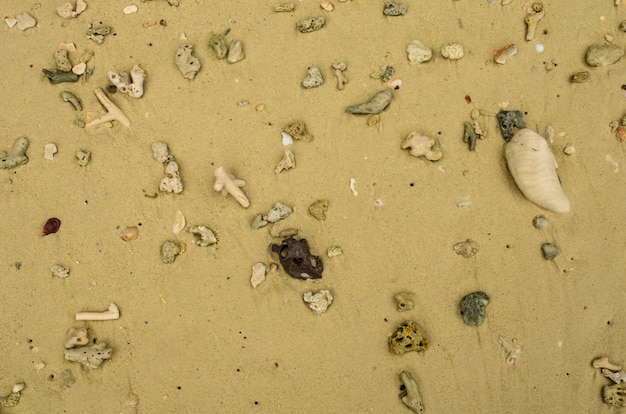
<box><xmin>1</xmin><ymin>0</ymin><xmax>626</xmax><ymax>412</ymax></box>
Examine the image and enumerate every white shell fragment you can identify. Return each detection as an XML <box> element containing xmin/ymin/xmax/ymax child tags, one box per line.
<box><xmin>172</xmin><ymin>210</ymin><xmax>186</xmax><ymax>234</ymax></box>
<box><xmin>281</xmin><ymin>132</ymin><xmax>294</xmax><ymax>146</ymax></box>
<box><xmin>123</xmin><ymin>4</ymin><xmax>138</xmax><ymax>14</ymax></box>
<box><xmin>505</xmin><ymin>128</ymin><xmax>570</xmax><ymax>213</ymax></box>
<box><xmin>303</xmin><ymin>290</ymin><xmax>333</xmax><ymax>314</ymax></box>
<box><xmin>16</xmin><ymin>13</ymin><xmax>37</xmax><ymax>31</ymax></box>
<box><xmin>250</xmin><ymin>262</ymin><xmax>267</xmax><ymax>288</ymax></box>
<box><xmin>44</xmin><ymin>143</ymin><xmax>58</xmax><ymax>160</ymax></box>
<box><xmin>51</xmin><ymin>264</ymin><xmax>70</xmax><ymax>278</ymax></box>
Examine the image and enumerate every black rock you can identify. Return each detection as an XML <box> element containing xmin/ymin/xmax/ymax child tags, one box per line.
<box><xmin>271</xmin><ymin>237</ymin><xmax>323</xmax><ymax>280</ymax></box>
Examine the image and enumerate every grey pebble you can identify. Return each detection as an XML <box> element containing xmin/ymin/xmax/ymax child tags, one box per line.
<box><xmin>346</xmin><ymin>89</ymin><xmax>393</xmax><ymax>114</ymax></box>
<box><xmin>227</xmin><ymin>39</ymin><xmax>244</xmax><ymax>64</ymax></box>
<box><xmin>209</xmin><ymin>30</ymin><xmax>230</xmax><ymax>59</ymax></box>
<box><xmin>274</xmin><ymin>3</ymin><xmax>295</xmax><ymax>12</ymax></box>
<box><xmin>541</xmin><ymin>242</ymin><xmax>560</xmax><ymax>260</ymax></box>
<box><xmin>381</xmin><ymin>65</ymin><xmax>395</xmax><ymax>82</ymax></box>
<box><xmin>383</xmin><ymin>0</ymin><xmax>408</xmax><ymax>16</ymax></box>
<box><xmin>296</xmin><ymin>16</ymin><xmax>325</xmax><ymax>33</ymax></box>
<box><xmin>585</xmin><ymin>43</ymin><xmax>624</xmax><ymax>67</ymax></box>
<box><xmin>0</xmin><ymin>136</ymin><xmax>29</xmax><ymax>170</ymax></box>
<box><xmin>160</xmin><ymin>240</ymin><xmax>181</xmax><ymax>264</ymax></box>
<box><xmin>302</xmin><ymin>66</ymin><xmax>324</xmax><ymax>89</ymax></box>
<box><xmin>532</xmin><ymin>215</ymin><xmax>549</xmax><ymax>229</ymax></box>
<box><xmin>43</xmin><ymin>69</ymin><xmax>79</xmax><ymax>84</ymax></box>
<box><xmin>460</xmin><ymin>291</ymin><xmax>490</xmax><ymax>327</ymax></box>
<box><xmin>54</xmin><ymin>49</ymin><xmax>72</xmax><ymax>72</ymax></box>
<box><xmin>264</xmin><ymin>202</ymin><xmax>293</xmax><ymax>223</ymax></box>
<box><xmin>175</xmin><ymin>43</ymin><xmax>202</xmax><ymax>79</ymax></box>
<box><xmin>61</xmin><ymin>91</ymin><xmax>82</xmax><ymax>111</ymax></box>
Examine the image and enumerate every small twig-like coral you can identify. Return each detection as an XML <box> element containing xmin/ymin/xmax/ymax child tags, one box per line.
<box><xmin>213</xmin><ymin>166</ymin><xmax>250</xmax><ymax>208</ymax></box>
<box><xmin>85</xmin><ymin>88</ymin><xmax>130</xmax><ymax>128</ymax></box>
<box><xmin>75</xmin><ymin>303</ymin><xmax>120</xmax><ymax>321</ymax></box>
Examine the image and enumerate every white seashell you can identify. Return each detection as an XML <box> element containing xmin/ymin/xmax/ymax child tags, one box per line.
<box><xmin>505</xmin><ymin>128</ymin><xmax>570</xmax><ymax>213</ymax></box>
<box><xmin>172</xmin><ymin>210</ymin><xmax>186</xmax><ymax>234</ymax></box>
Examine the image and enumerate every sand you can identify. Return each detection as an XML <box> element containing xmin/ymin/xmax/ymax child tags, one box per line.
<box><xmin>1</xmin><ymin>0</ymin><xmax>626</xmax><ymax>412</ymax></box>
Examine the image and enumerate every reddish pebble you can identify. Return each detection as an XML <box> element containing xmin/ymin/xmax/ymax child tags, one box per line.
<box><xmin>42</xmin><ymin>218</ymin><xmax>61</xmax><ymax>236</ymax></box>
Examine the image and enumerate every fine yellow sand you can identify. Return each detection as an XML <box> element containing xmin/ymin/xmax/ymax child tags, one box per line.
<box><xmin>1</xmin><ymin>1</ymin><xmax>626</xmax><ymax>412</ymax></box>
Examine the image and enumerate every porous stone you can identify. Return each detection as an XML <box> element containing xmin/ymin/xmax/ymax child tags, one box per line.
<box><xmin>460</xmin><ymin>291</ymin><xmax>490</xmax><ymax>326</ymax></box>
<box><xmin>585</xmin><ymin>43</ymin><xmax>624</xmax><ymax>67</ymax></box>
<box><xmin>161</xmin><ymin>240</ymin><xmax>181</xmax><ymax>263</ymax></box>
<box><xmin>441</xmin><ymin>43</ymin><xmax>464</xmax><ymax>60</ymax></box>
<box><xmin>283</xmin><ymin>121</ymin><xmax>313</xmax><ymax>141</ymax></box>
<box><xmin>296</xmin><ymin>16</ymin><xmax>325</xmax><ymax>33</ymax></box>
<box><xmin>250</xmin><ymin>262</ymin><xmax>267</xmax><ymax>288</ymax></box>
<box><xmin>302</xmin><ymin>66</ymin><xmax>324</xmax><ymax>89</ymax></box>
<box><xmin>453</xmin><ymin>239</ymin><xmax>479</xmax><ymax>258</ymax></box>
<box><xmin>406</xmin><ymin>40</ymin><xmax>432</xmax><ymax>64</ymax></box>
<box><xmin>603</xmin><ymin>383</ymin><xmax>626</xmax><ymax>407</ymax></box>
<box><xmin>188</xmin><ymin>226</ymin><xmax>217</xmax><ymax>247</ymax></box>
<box><xmin>75</xmin><ymin>149</ymin><xmax>91</xmax><ymax>166</ymax></box>
<box><xmin>308</xmin><ymin>199</ymin><xmax>328</xmax><ymax>220</ymax></box>
<box><xmin>264</xmin><ymin>202</ymin><xmax>293</xmax><ymax>223</ymax></box>
<box><xmin>388</xmin><ymin>320</ymin><xmax>428</xmax><ymax>355</ymax></box>
<box><xmin>394</xmin><ymin>291</ymin><xmax>415</xmax><ymax>312</ymax></box>
<box><xmin>399</xmin><ymin>371</ymin><xmax>424</xmax><ymax>413</ymax></box>
<box><xmin>209</xmin><ymin>31</ymin><xmax>229</xmax><ymax>59</ymax></box>
<box><xmin>303</xmin><ymin>290</ymin><xmax>333</xmax><ymax>314</ymax></box>
<box><xmin>86</xmin><ymin>24</ymin><xmax>112</xmax><ymax>44</ymax></box>
<box><xmin>383</xmin><ymin>1</ymin><xmax>407</xmax><ymax>16</ymax></box>
<box><xmin>175</xmin><ymin>44</ymin><xmax>202</xmax><ymax>79</ymax></box>
<box><xmin>54</xmin><ymin>49</ymin><xmax>72</xmax><ymax>72</ymax></box>
<box><xmin>0</xmin><ymin>136</ymin><xmax>29</xmax><ymax>169</ymax></box>
<box><xmin>64</xmin><ymin>342</ymin><xmax>112</xmax><ymax>369</ymax></box>
<box><xmin>51</xmin><ymin>264</ymin><xmax>70</xmax><ymax>278</ymax></box>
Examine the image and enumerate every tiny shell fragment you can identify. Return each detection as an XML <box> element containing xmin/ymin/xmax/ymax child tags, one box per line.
<box><xmin>120</xmin><ymin>226</ymin><xmax>139</xmax><ymax>241</ymax></box>
<box><xmin>494</xmin><ymin>43</ymin><xmax>517</xmax><ymax>64</ymax></box>
<box><xmin>172</xmin><ymin>210</ymin><xmax>186</xmax><ymax>234</ymax></box>
<box><xmin>453</xmin><ymin>239</ymin><xmax>479</xmax><ymax>258</ymax></box>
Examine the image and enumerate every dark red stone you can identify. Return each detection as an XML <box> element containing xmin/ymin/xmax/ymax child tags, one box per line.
<box><xmin>42</xmin><ymin>218</ymin><xmax>61</xmax><ymax>236</ymax></box>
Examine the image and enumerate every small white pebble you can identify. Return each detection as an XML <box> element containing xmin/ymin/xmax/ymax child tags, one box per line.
<box><xmin>535</xmin><ymin>43</ymin><xmax>545</xmax><ymax>53</ymax></box>
<box><xmin>123</xmin><ymin>4</ymin><xmax>138</xmax><ymax>14</ymax></box>
<box><xmin>563</xmin><ymin>143</ymin><xmax>576</xmax><ymax>155</ymax></box>
<box><xmin>12</xmin><ymin>383</ymin><xmax>25</xmax><ymax>393</ymax></box>
<box><xmin>281</xmin><ymin>132</ymin><xmax>294</xmax><ymax>146</ymax></box>
<box><xmin>44</xmin><ymin>143</ymin><xmax>58</xmax><ymax>160</ymax></box>
<box><xmin>72</xmin><ymin>62</ymin><xmax>87</xmax><ymax>75</ymax></box>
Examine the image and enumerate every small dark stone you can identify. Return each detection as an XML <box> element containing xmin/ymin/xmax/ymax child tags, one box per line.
<box><xmin>271</xmin><ymin>237</ymin><xmax>323</xmax><ymax>280</ymax></box>
<box><xmin>460</xmin><ymin>291</ymin><xmax>490</xmax><ymax>327</ymax></box>
<box><xmin>42</xmin><ymin>69</ymin><xmax>79</xmax><ymax>84</ymax></box>
<box><xmin>496</xmin><ymin>110</ymin><xmax>526</xmax><ymax>142</ymax></box>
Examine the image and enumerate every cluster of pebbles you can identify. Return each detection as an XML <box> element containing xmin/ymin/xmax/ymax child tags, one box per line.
<box><xmin>4</xmin><ymin>1</ymin><xmax>624</xmax><ymax>412</ymax></box>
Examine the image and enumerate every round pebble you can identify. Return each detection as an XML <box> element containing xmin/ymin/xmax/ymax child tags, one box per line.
<box><xmin>541</xmin><ymin>243</ymin><xmax>560</xmax><ymax>260</ymax></box>
<box><xmin>533</xmin><ymin>215</ymin><xmax>549</xmax><ymax>229</ymax></box>
<box><xmin>563</xmin><ymin>143</ymin><xmax>576</xmax><ymax>155</ymax></box>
